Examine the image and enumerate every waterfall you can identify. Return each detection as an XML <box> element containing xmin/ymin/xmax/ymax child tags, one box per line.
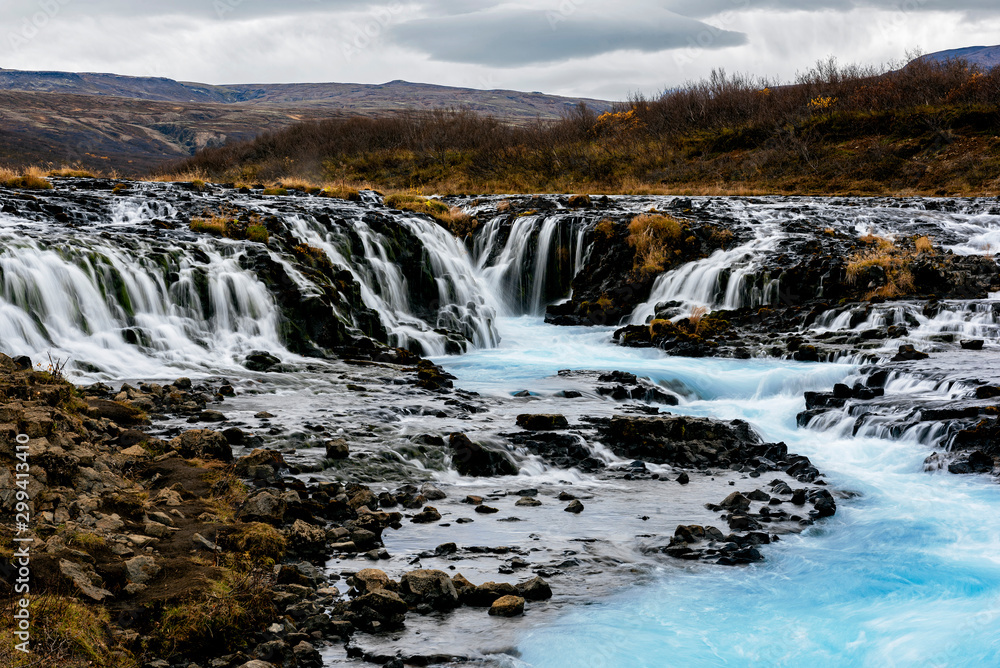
<box><xmin>0</xmin><ymin>232</ymin><xmax>284</xmax><ymax>377</ymax></box>
<box><xmin>283</xmin><ymin>210</ymin><xmax>500</xmax><ymax>356</ymax></box>
<box><xmin>630</xmin><ymin>223</ymin><xmax>787</xmax><ymax>324</ymax></box>
<box><xmin>475</xmin><ymin>213</ymin><xmax>591</xmax><ymax>315</ymax></box>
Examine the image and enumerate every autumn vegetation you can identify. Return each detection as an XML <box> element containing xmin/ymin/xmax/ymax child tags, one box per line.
<box><xmin>158</xmin><ymin>56</ymin><xmax>1000</xmax><ymax>196</ymax></box>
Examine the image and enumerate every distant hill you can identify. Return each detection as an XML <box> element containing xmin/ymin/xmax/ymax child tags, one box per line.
<box><xmin>917</xmin><ymin>46</ymin><xmax>1000</xmax><ymax>69</ymax></box>
<box><xmin>0</xmin><ymin>69</ymin><xmax>615</xmax><ymax>174</ymax></box>
<box><xmin>0</xmin><ymin>70</ymin><xmax>612</xmax><ymax>120</ymax></box>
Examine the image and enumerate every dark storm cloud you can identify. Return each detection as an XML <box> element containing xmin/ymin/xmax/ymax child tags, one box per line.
<box><xmin>389</xmin><ymin>5</ymin><xmax>748</xmax><ymax>67</ymax></box>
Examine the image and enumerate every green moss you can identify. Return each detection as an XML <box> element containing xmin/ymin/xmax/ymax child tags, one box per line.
<box><xmin>245</xmin><ymin>224</ymin><xmax>269</xmax><ymax>244</ymax></box>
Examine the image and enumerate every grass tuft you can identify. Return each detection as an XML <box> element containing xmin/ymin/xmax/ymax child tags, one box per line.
<box><xmin>0</xmin><ymin>594</ymin><xmax>135</xmax><ymax>667</ymax></box>
<box><xmin>147</xmin><ymin>570</ymin><xmax>275</xmax><ymax>658</ymax></box>
<box><xmin>0</xmin><ymin>165</ymin><xmax>53</xmax><ymax>190</ymax></box>
<box><xmin>627</xmin><ymin>213</ymin><xmax>683</xmax><ymax>278</ymax></box>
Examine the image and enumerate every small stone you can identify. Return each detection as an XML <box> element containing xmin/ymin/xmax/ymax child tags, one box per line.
<box><xmin>256</xmin><ymin>411</ymin><xmax>276</xmax><ymax>419</ymax></box>
<box><xmin>564</xmin><ymin>500</ymin><xmax>584</xmax><ymax>514</ymax></box>
<box><xmin>557</xmin><ymin>491</ymin><xmax>577</xmax><ymax>501</ymax></box>
<box><xmin>193</xmin><ymin>533</ymin><xmax>220</xmax><ymax>552</ymax></box>
<box><xmin>120</xmin><ymin>445</ymin><xmax>150</xmax><ymax>459</ymax></box>
<box><xmin>475</xmin><ymin>505</ymin><xmax>499</xmax><ymax>514</ymax></box>
<box><xmin>435</xmin><ymin>542</ymin><xmax>458</xmax><ymax>556</ymax></box>
<box><xmin>489</xmin><ymin>595</ymin><xmax>525</xmax><ymax>617</ymax></box>
<box><xmin>463</xmin><ymin>495</ymin><xmax>484</xmax><ymax>505</ymax></box>
<box><xmin>676</xmin><ymin>472</ymin><xmax>690</xmax><ymax>485</ymax></box>
<box><xmin>125</xmin><ymin>555</ymin><xmax>161</xmax><ymax>585</ymax></box>
<box><xmin>515</xmin><ymin>497</ymin><xmax>542</xmax><ymax>507</ymax></box>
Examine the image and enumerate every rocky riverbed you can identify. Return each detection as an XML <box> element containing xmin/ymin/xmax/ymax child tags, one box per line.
<box><xmin>0</xmin><ymin>344</ymin><xmax>843</xmax><ymax>668</ymax></box>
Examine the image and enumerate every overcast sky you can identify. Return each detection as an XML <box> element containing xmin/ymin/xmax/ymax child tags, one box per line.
<box><xmin>2</xmin><ymin>0</ymin><xmax>999</xmax><ymax>100</ymax></box>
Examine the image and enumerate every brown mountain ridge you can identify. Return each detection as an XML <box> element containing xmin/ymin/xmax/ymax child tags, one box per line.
<box><xmin>0</xmin><ymin>69</ymin><xmax>615</xmax><ymax>174</ymax></box>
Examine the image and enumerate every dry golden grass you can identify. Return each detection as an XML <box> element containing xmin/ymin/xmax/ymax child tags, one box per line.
<box><xmin>190</xmin><ymin>209</ymin><xmax>269</xmax><ymax>244</ymax></box>
<box><xmin>595</xmin><ymin>218</ymin><xmax>616</xmax><ymax>240</ymax></box>
<box><xmin>689</xmin><ymin>305</ymin><xmax>709</xmax><ymax>333</ymax></box>
<box><xmin>144</xmin><ymin>169</ymin><xmax>209</xmax><ymax>183</ymax></box>
<box><xmin>628</xmin><ymin>213</ymin><xmax>683</xmax><ymax>278</ymax></box>
<box><xmin>190</xmin><ymin>215</ymin><xmax>228</xmax><ymax>236</ymax></box>
<box><xmin>0</xmin><ymin>594</ymin><xmax>136</xmax><ymax>668</ymax></box>
<box><xmin>915</xmin><ymin>235</ymin><xmax>935</xmax><ymax>254</ymax></box>
<box><xmin>846</xmin><ymin>235</ymin><xmax>917</xmax><ymax>299</ymax></box>
<box><xmin>147</xmin><ymin>570</ymin><xmax>275</xmax><ymax>658</ymax></box>
<box><xmin>384</xmin><ymin>191</ymin><xmax>477</xmax><ymax>235</ymax></box>
<box><xmin>0</xmin><ymin>165</ymin><xmax>52</xmax><ymax>190</ymax></box>
<box><xmin>48</xmin><ymin>165</ymin><xmax>99</xmax><ymax>178</ymax></box>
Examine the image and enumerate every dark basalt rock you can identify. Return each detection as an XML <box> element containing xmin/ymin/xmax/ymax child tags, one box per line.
<box><xmin>516</xmin><ymin>414</ymin><xmax>569</xmax><ymax>431</ymax></box>
<box><xmin>893</xmin><ymin>344</ymin><xmax>929</xmax><ymax>361</ymax></box>
<box><xmin>244</xmin><ymin>350</ymin><xmax>282</xmax><ymax>372</ymax></box>
<box><xmin>505</xmin><ymin>431</ymin><xmax>605</xmax><ymax>472</ymax></box>
<box><xmin>448</xmin><ymin>432</ymin><xmax>518</xmax><ymax>477</ymax></box>
<box><xmin>599</xmin><ymin>414</ymin><xmax>762</xmax><ymax>468</ymax></box>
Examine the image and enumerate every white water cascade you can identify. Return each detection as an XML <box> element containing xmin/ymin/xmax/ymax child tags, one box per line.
<box><xmin>474</xmin><ymin>213</ymin><xmax>591</xmax><ymax>315</ymax></box>
<box><xmin>0</xmin><ymin>228</ymin><xmax>284</xmax><ymax>378</ymax></box>
<box><xmin>282</xmin><ymin>210</ymin><xmax>501</xmax><ymax>355</ymax></box>
<box><xmin>630</xmin><ymin>221</ymin><xmax>787</xmax><ymax>324</ymax></box>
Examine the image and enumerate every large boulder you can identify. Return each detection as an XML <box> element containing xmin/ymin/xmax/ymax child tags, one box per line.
<box><xmin>169</xmin><ymin>429</ymin><xmax>233</xmax><ymax>462</ymax></box>
<box><xmin>234</xmin><ymin>448</ymin><xmax>286</xmax><ymax>484</ymax></box>
<box><xmin>464</xmin><ymin>581</ymin><xmax>519</xmax><ymax>607</ymax></box>
<box><xmin>516</xmin><ymin>576</ymin><xmax>552</xmax><ymax>601</ymax></box>
<box><xmin>489</xmin><ymin>595</ymin><xmax>525</xmax><ymax>617</ymax></box>
<box><xmin>350</xmin><ymin>569</ymin><xmax>394</xmax><ymax>594</ymax></box>
<box><xmin>449</xmin><ymin>433</ymin><xmax>518</xmax><ymax>477</ymax></box>
<box><xmin>600</xmin><ymin>415</ymin><xmax>764</xmax><ymax>468</ymax></box>
<box><xmin>284</xmin><ymin>520</ymin><xmax>328</xmax><ymax>559</ymax></box>
<box><xmin>516</xmin><ymin>414</ymin><xmax>569</xmax><ymax>431</ymax></box>
<box><xmin>60</xmin><ymin>559</ymin><xmax>112</xmax><ymax>602</ymax></box>
<box><xmin>241</xmin><ymin>490</ymin><xmax>287</xmax><ymax>525</ymax></box>
<box><xmin>349</xmin><ymin>590</ymin><xmax>408</xmax><ymax>631</ymax></box>
<box><xmin>399</xmin><ymin>569</ymin><xmax>460</xmax><ymax>610</ymax></box>
<box><xmin>86</xmin><ymin>398</ymin><xmax>147</xmax><ymax>426</ymax></box>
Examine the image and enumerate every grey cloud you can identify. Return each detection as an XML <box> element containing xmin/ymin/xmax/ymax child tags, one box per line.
<box><xmin>390</xmin><ymin>6</ymin><xmax>748</xmax><ymax>67</ymax></box>
<box><xmin>666</xmin><ymin>0</ymin><xmax>1000</xmax><ymax>19</ymax></box>
<box><xmin>2</xmin><ymin>0</ymin><xmax>386</xmax><ymax>21</ymax></box>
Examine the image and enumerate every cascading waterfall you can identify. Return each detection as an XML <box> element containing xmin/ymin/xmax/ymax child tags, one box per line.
<box><xmin>474</xmin><ymin>212</ymin><xmax>591</xmax><ymax>315</ymax></box>
<box><xmin>5</xmin><ymin>185</ymin><xmax>1000</xmax><ymax>665</ymax></box>
<box><xmin>0</xmin><ymin>231</ymin><xmax>284</xmax><ymax>377</ymax></box>
<box><xmin>630</xmin><ymin>223</ymin><xmax>787</xmax><ymax>324</ymax></box>
<box><xmin>282</xmin><ymin>210</ymin><xmax>501</xmax><ymax>355</ymax></box>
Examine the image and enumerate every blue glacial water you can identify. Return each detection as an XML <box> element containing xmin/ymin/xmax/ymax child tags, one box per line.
<box><xmin>439</xmin><ymin>317</ymin><xmax>1000</xmax><ymax>668</ymax></box>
